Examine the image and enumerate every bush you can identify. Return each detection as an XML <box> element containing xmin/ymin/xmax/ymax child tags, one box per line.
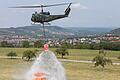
<box><xmin>22</xmin><ymin>50</ymin><xmax>36</xmax><ymax>61</ymax></box>
<box><xmin>55</xmin><ymin>47</ymin><xmax>69</xmax><ymax>58</ymax></box>
<box><xmin>93</xmin><ymin>55</ymin><xmax>112</xmax><ymax>68</ymax></box>
<box><xmin>7</xmin><ymin>51</ymin><xmax>17</xmax><ymax>59</ymax></box>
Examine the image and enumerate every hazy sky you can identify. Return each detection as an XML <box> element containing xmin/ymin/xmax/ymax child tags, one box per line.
<box><xmin>0</xmin><ymin>0</ymin><xmax>120</xmax><ymax>28</ymax></box>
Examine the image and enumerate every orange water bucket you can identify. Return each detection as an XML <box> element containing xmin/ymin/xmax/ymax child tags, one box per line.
<box><xmin>33</xmin><ymin>72</ymin><xmax>46</xmax><ymax>80</ymax></box>
<box><xmin>34</xmin><ymin>77</ymin><xmax>46</xmax><ymax>80</ymax></box>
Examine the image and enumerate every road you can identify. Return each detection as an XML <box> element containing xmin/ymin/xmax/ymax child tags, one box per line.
<box><xmin>0</xmin><ymin>56</ymin><xmax>120</xmax><ymax>65</ymax></box>
<box><xmin>60</xmin><ymin>59</ymin><xmax>120</xmax><ymax>65</ymax></box>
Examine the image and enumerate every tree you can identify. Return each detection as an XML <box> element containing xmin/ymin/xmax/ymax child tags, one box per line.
<box><xmin>101</xmin><ymin>42</ymin><xmax>120</xmax><ymax>50</ymax></box>
<box><xmin>93</xmin><ymin>54</ymin><xmax>112</xmax><ymax>68</ymax></box>
<box><xmin>33</xmin><ymin>49</ymin><xmax>39</xmax><ymax>56</ymax></box>
<box><xmin>22</xmin><ymin>50</ymin><xmax>36</xmax><ymax>61</ymax></box>
<box><xmin>22</xmin><ymin>41</ymin><xmax>30</xmax><ymax>48</ymax></box>
<box><xmin>55</xmin><ymin>47</ymin><xmax>69</xmax><ymax>58</ymax></box>
<box><xmin>1</xmin><ymin>41</ymin><xmax>8</xmax><ymax>47</ymax></box>
<box><xmin>90</xmin><ymin>43</ymin><xmax>100</xmax><ymax>50</ymax></box>
<box><xmin>34</xmin><ymin>41</ymin><xmax>44</xmax><ymax>48</ymax></box>
<box><xmin>0</xmin><ymin>41</ymin><xmax>13</xmax><ymax>47</ymax></box>
<box><xmin>61</xmin><ymin>42</ymin><xmax>74</xmax><ymax>49</ymax></box>
<box><xmin>99</xmin><ymin>49</ymin><xmax>107</xmax><ymax>56</ymax></box>
<box><xmin>99</xmin><ymin>49</ymin><xmax>104</xmax><ymax>54</ymax></box>
<box><xmin>7</xmin><ymin>51</ymin><xmax>17</xmax><ymax>59</ymax></box>
<box><xmin>75</xmin><ymin>43</ymin><xmax>90</xmax><ymax>49</ymax></box>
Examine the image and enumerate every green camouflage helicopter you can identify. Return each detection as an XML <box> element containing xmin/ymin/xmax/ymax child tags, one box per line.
<box><xmin>11</xmin><ymin>3</ymin><xmax>72</xmax><ymax>25</ymax></box>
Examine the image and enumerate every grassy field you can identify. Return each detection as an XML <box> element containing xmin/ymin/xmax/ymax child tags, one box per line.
<box><xmin>0</xmin><ymin>48</ymin><xmax>120</xmax><ymax>80</ymax></box>
<box><xmin>0</xmin><ymin>48</ymin><xmax>120</xmax><ymax>62</ymax></box>
<box><xmin>0</xmin><ymin>58</ymin><xmax>120</xmax><ymax>80</ymax></box>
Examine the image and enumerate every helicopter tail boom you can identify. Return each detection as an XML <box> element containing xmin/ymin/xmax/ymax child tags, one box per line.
<box><xmin>65</xmin><ymin>3</ymin><xmax>72</xmax><ymax>16</ymax></box>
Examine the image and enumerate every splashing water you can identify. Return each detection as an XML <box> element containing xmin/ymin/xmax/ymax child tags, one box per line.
<box><xmin>26</xmin><ymin>50</ymin><xmax>66</xmax><ymax>80</ymax></box>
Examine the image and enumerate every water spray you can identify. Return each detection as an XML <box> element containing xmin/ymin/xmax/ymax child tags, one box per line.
<box><xmin>26</xmin><ymin>44</ymin><xmax>66</xmax><ymax>80</ymax></box>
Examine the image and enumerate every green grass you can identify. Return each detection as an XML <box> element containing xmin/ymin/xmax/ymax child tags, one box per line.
<box><xmin>0</xmin><ymin>58</ymin><xmax>120</xmax><ymax>80</ymax></box>
<box><xmin>0</xmin><ymin>48</ymin><xmax>120</xmax><ymax>62</ymax></box>
<box><xmin>67</xmin><ymin>49</ymin><xmax>120</xmax><ymax>62</ymax></box>
<box><xmin>0</xmin><ymin>48</ymin><xmax>42</xmax><ymax>56</ymax></box>
<box><xmin>64</xmin><ymin>62</ymin><xmax>120</xmax><ymax>80</ymax></box>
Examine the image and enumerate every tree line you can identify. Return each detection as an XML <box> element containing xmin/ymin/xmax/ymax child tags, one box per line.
<box><xmin>0</xmin><ymin>41</ymin><xmax>44</xmax><ymax>48</ymax></box>
<box><xmin>0</xmin><ymin>41</ymin><xmax>120</xmax><ymax>50</ymax></box>
<box><xmin>59</xmin><ymin>41</ymin><xmax>120</xmax><ymax>51</ymax></box>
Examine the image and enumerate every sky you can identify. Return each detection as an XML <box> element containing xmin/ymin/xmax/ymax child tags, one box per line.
<box><xmin>0</xmin><ymin>0</ymin><xmax>120</xmax><ymax>28</ymax></box>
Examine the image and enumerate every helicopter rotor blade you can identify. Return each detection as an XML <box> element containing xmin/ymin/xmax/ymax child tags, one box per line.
<box><xmin>43</xmin><ymin>3</ymin><xmax>72</xmax><ymax>7</ymax></box>
<box><xmin>9</xmin><ymin>3</ymin><xmax>72</xmax><ymax>8</ymax></box>
<box><xmin>9</xmin><ymin>6</ymin><xmax>42</xmax><ymax>8</ymax></box>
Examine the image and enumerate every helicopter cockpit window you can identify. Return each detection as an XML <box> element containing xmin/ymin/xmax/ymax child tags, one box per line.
<box><xmin>42</xmin><ymin>12</ymin><xmax>50</xmax><ymax>15</ymax></box>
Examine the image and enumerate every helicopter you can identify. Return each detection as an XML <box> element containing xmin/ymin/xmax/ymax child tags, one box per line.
<box><xmin>11</xmin><ymin>3</ymin><xmax>72</xmax><ymax>25</ymax></box>
<box><xmin>10</xmin><ymin>3</ymin><xmax>72</xmax><ymax>39</ymax></box>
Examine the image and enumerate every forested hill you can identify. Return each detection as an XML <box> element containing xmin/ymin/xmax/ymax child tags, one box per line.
<box><xmin>108</xmin><ymin>28</ymin><xmax>120</xmax><ymax>36</ymax></box>
<box><xmin>0</xmin><ymin>25</ymin><xmax>114</xmax><ymax>38</ymax></box>
<box><xmin>0</xmin><ymin>25</ymin><xmax>74</xmax><ymax>38</ymax></box>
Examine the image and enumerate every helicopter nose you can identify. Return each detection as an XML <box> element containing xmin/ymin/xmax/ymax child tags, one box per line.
<box><xmin>31</xmin><ymin>14</ymin><xmax>35</xmax><ymax>21</ymax></box>
<box><xmin>31</xmin><ymin>16</ymin><xmax>34</xmax><ymax>22</ymax></box>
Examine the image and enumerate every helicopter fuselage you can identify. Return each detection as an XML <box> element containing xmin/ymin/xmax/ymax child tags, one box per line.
<box><xmin>31</xmin><ymin>3</ymin><xmax>71</xmax><ymax>24</ymax></box>
<box><xmin>31</xmin><ymin>13</ymin><xmax>67</xmax><ymax>24</ymax></box>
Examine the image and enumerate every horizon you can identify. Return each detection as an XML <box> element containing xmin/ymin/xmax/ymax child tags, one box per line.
<box><xmin>0</xmin><ymin>25</ymin><xmax>118</xmax><ymax>30</ymax></box>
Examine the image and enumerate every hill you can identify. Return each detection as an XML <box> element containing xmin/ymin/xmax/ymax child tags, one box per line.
<box><xmin>0</xmin><ymin>25</ymin><xmax>74</xmax><ymax>38</ymax></box>
<box><xmin>66</xmin><ymin>27</ymin><xmax>112</xmax><ymax>36</ymax></box>
<box><xmin>108</xmin><ymin>28</ymin><xmax>120</xmax><ymax>36</ymax></box>
<box><xmin>0</xmin><ymin>25</ymin><xmax>113</xmax><ymax>38</ymax></box>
